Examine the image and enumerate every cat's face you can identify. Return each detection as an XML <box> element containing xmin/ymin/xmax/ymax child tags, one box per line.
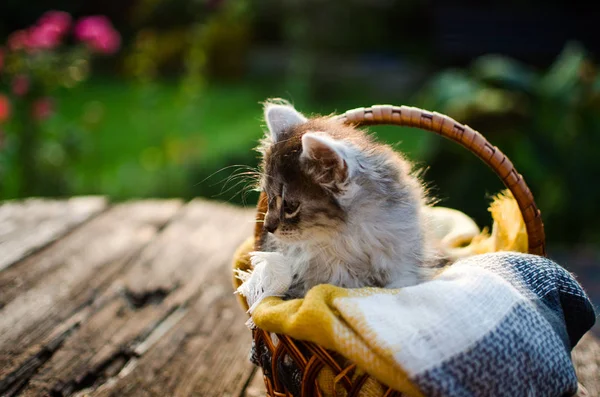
<box><xmin>258</xmin><ymin>101</ymin><xmax>367</xmax><ymax>243</ymax></box>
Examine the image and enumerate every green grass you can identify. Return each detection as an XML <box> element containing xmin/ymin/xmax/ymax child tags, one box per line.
<box><xmin>48</xmin><ymin>77</ymin><xmax>431</xmax><ymax>204</ymax></box>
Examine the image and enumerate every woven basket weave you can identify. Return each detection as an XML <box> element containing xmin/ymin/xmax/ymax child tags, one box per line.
<box><xmin>248</xmin><ymin>105</ymin><xmax>546</xmax><ymax>397</ymax></box>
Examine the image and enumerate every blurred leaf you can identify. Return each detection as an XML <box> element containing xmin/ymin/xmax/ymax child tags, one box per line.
<box><xmin>418</xmin><ymin>69</ymin><xmax>481</xmax><ymax>111</ymax></box>
<box><xmin>538</xmin><ymin>41</ymin><xmax>586</xmax><ymax>103</ymax></box>
<box><xmin>471</xmin><ymin>54</ymin><xmax>537</xmax><ymax>93</ymax></box>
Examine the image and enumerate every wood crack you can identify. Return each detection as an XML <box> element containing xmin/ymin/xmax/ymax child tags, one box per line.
<box><xmin>45</xmin><ymin>305</ymin><xmax>188</xmax><ymax>396</ymax></box>
<box><xmin>120</xmin><ymin>287</ymin><xmax>173</xmax><ymax>310</ymax></box>
<box><xmin>0</xmin><ymin>324</ymin><xmax>81</xmax><ymax>397</ymax></box>
<box><xmin>49</xmin><ymin>349</ymin><xmax>138</xmax><ymax>397</ymax></box>
<box><xmin>237</xmin><ymin>366</ymin><xmax>259</xmax><ymax>397</ymax></box>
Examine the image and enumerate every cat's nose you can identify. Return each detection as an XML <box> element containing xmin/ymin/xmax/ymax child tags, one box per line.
<box><xmin>264</xmin><ymin>217</ymin><xmax>279</xmax><ymax>234</ymax></box>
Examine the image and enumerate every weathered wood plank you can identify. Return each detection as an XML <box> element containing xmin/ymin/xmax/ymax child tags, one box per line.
<box><xmin>17</xmin><ymin>200</ymin><xmax>255</xmax><ymax>397</ymax></box>
<box><xmin>243</xmin><ymin>369</ymin><xmax>266</xmax><ymax>397</ymax></box>
<box><xmin>0</xmin><ymin>200</ymin><xmax>182</xmax><ymax>396</ymax></box>
<box><xmin>573</xmin><ymin>332</ymin><xmax>600</xmax><ymax>397</ymax></box>
<box><xmin>0</xmin><ymin>196</ymin><xmax>108</xmax><ymax>271</ymax></box>
<box><xmin>0</xmin><ymin>200</ymin><xmax>180</xmax><ymax>309</ymax></box>
<box><xmin>91</xmin><ymin>282</ymin><xmax>255</xmax><ymax>397</ymax></box>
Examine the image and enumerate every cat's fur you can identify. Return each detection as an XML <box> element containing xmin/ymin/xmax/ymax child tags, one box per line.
<box><xmin>254</xmin><ymin>99</ymin><xmax>439</xmax><ymax>299</ymax></box>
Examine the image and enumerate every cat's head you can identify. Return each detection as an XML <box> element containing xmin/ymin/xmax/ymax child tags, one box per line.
<box><xmin>257</xmin><ymin>99</ymin><xmax>421</xmax><ymax>244</ymax></box>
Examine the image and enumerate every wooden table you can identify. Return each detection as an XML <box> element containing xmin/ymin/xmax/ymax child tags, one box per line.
<box><xmin>0</xmin><ymin>197</ymin><xmax>598</xmax><ymax>397</ymax></box>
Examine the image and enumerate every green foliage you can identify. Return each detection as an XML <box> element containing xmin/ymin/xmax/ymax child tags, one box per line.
<box><xmin>21</xmin><ymin>77</ymin><xmax>426</xmax><ymax>207</ymax></box>
<box><xmin>40</xmin><ymin>79</ymin><xmax>264</xmax><ymax>202</ymax></box>
<box><xmin>416</xmin><ymin>42</ymin><xmax>600</xmax><ymax>245</ymax></box>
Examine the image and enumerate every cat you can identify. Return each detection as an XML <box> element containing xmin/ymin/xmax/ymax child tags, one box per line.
<box><xmin>237</xmin><ymin>99</ymin><xmax>442</xmax><ymax>312</ymax></box>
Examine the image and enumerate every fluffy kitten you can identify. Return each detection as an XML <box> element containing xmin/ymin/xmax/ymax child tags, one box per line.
<box><xmin>239</xmin><ymin>100</ymin><xmax>440</xmax><ymax>309</ymax></box>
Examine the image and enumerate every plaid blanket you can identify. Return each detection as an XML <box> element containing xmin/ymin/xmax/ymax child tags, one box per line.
<box><xmin>248</xmin><ymin>252</ymin><xmax>596</xmax><ymax>396</ymax></box>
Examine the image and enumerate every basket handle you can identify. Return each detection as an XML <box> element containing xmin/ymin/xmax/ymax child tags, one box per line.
<box><xmin>254</xmin><ymin>105</ymin><xmax>546</xmax><ymax>256</ymax></box>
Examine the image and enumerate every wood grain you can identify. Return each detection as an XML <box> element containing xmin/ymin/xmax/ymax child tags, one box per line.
<box><xmin>573</xmin><ymin>333</ymin><xmax>600</xmax><ymax>397</ymax></box>
<box><xmin>90</xmin><ymin>283</ymin><xmax>255</xmax><ymax>397</ymax></box>
<box><xmin>0</xmin><ymin>196</ymin><xmax>107</xmax><ymax>271</ymax></box>
<box><xmin>243</xmin><ymin>369</ymin><xmax>266</xmax><ymax>397</ymax></box>
<box><xmin>0</xmin><ymin>200</ymin><xmax>182</xmax><ymax>396</ymax></box>
<box><xmin>13</xmin><ymin>200</ymin><xmax>256</xmax><ymax>397</ymax></box>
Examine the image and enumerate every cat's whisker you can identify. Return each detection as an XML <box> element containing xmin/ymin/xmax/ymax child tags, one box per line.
<box><xmin>242</xmin><ymin>187</ymin><xmax>260</xmax><ymax>203</ymax></box>
<box><xmin>221</xmin><ymin>177</ymin><xmax>262</xmax><ymax>205</ymax></box>
<box><xmin>218</xmin><ymin>175</ymin><xmax>252</xmax><ymax>190</ymax></box>
<box><xmin>218</xmin><ymin>170</ymin><xmax>260</xmax><ymax>193</ymax></box>
<box><xmin>240</xmin><ymin>183</ymin><xmax>259</xmax><ymax>207</ymax></box>
<box><xmin>213</xmin><ymin>168</ymin><xmax>260</xmax><ymax>189</ymax></box>
<box><xmin>226</xmin><ymin>184</ymin><xmax>259</xmax><ymax>207</ymax></box>
<box><xmin>195</xmin><ymin>164</ymin><xmax>255</xmax><ymax>187</ymax></box>
<box><xmin>218</xmin><ymin>178</ymin><xmax>252</xmax><ymax>198</ymax></box>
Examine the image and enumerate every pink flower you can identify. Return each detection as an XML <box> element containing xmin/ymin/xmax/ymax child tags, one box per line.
<box><xmin>12</xmin><ymin>75</ymin><xmax>30</xmax><ymax>97</ymax></box>
<box><xmin>74</xmin><ymin>16</ymin><xmax>121</xmax><ymax>55</ymax></box>
<box><xmin>38</xmin><ymin>11</ymin><xmax>71</xmax><ymax>36</ymax></box>
<box><xmin>28</xmin><ymin>23</ymin><xmax>63</xmax><ymax>50</ymax></box>
<box><xmin>31</xmin><ymin>97</ymin><xmax>54</xmax><ymax>120</ymax></box>
<box><xmin>7</xmin><ymin>30</ymin><xmax>30</xmax><ymax>51</ymax></box>
<box><xmin>0</xmin><ymin>95</ymin><xmax>11</xmax><ymax>123</ymax></box>
<box><xmin>28</xmin><ymin>11</ymin><xmax>72</xmax><ymax>50</ymax></box>
<box><xmin>9</xmin><ymin>11</ymin><xmax>72</xmax><ymax>51</ymax></box>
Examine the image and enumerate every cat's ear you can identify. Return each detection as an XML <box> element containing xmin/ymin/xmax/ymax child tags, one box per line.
<box><xmin>264</xmin><ymin>102</ymin><xmax>307</xmax><ymax>142</ymax></box>
<box><xmin>300</xmin><ymin>132</ymin><xmax>349</xmax><ymax>185</ymax></box>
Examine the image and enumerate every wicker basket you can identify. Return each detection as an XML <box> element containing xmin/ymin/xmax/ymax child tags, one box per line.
<box><xmin>246</xmin><ymin>105</ymin><xmax>546</xmax><ymax>397</ymax></box>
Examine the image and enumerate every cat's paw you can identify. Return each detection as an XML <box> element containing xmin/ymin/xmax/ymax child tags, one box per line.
<box><xmin>236</xmin><ymin>251</ymin><xmax>293</xmax><ymax>316</ymax></box>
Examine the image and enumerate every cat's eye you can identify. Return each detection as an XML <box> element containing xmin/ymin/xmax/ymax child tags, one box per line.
<box><xmin>283</xmin><ymin>200</ymin><xmax>300</xmax><ymax>217</ymax></box>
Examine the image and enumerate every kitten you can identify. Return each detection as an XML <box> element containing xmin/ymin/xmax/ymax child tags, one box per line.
<box><xmin>238</xmin><ymin>100</ymin><xmax>440</xmax><ymax>311</ymax></box>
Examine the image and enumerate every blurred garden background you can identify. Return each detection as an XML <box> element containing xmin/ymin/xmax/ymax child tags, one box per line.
<box><xmin>1</xmin><ymin>0</ymin><xmax>599</xmax><ymax>307</ymax></box>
